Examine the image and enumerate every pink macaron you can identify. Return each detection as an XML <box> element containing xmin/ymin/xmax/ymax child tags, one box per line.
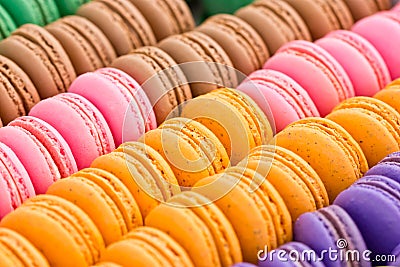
<box><xmin>0</xmin><ymin>142</ymin><xmax>35</xmax><ymax>218</ymax></box>
<box><xmin>68</xmin><ymin>67</ymin><xmax>157</xmax><ymax>146</ymax></box>
<box><xmin>316</xmin><ymin>30</ymin><xmax>391</xmax><ymax>96</ymax></box>
<box><xmin>393</xmin><ymin>2</ymin><xmax>400</xmax><ymax>12</ymax></box>
<box><xmin>0</xmin><ymin>116</ymin><xmax>78</xmax><ymax>194</ymax></box>
<box><xmin>263</xmin><ymin>40</ymin><xmax>354</xmax><ymax>116</ymax></box>
<box><xmin>237</xmin><ymin>69</ymin><xmax>319</xmax><ymax>132</ymax></box>
<box><xmin>29</xmin><ymin>93</ymin><xmax>115</xmax><ymax>170</ymax></box>
<box><xmin>352</xmin><ymin>11</ymin><xmax>400</xmax><ymax>80</ymax></box>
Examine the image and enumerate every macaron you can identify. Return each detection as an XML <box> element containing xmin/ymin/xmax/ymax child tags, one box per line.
<box><xmin>111</xmin><ymin>46</ymin><xmax>192</xmax><ymax>124</ymax></box>
<box><xmin>197</xmin><ymin>14</ymin><xmax>269</xmax><ymax>78</ymax></box>
<box><xmin>326</xmin><ymin>97</ymin><xmax>400</xmax><ymax>167</ymax></box>
<box><xmin>91</xmin><ymin>141</ymin><xmax>180</xmax><ymax>218</ymax></box>
<box><xmin>29</xmin><ymin>93</ymin><xmax>115</xmax><ymax>170</ymax></box>
<box><xmin>258</xmin><ymin>242</ymin><xmax>325</xmax><ymax>267</ymax></box>
<box><xmin>235</xmin><ymin>0</ymin><xmax>312</xmax><ymax>54</ymax></box>
<box><xmin>0</xmin><ymin>4</ymin><xmax>16</xmax><ymax>40</ymax></box>
<box><xmin>69</xmin><ymin>67</ymin><xmax>157</xmax><ymax>146</ymax></box>
<box><xmin>100</xmin><ymin>227</ymin><xmax>194</xmax><ymax>267</ymax></box>
<box><xmin>0</xmin><ymin>24</ymin><xmax>76</xmax><ymax>99</ymax></box>
<box><xmin>139</xmin><ymin>117</ymin><xmax>230</xmax><ymax>187</ymax></box>
<box><xmin>0</xmin><ymin>55</ymin><xmax>40</xmax><ymax>125</ymax></box>
<box><xmin>46</xmin><ymin>15</ymin><xmax>117</xmax><ymax>75</ymax></box>
<box><xmin>91</xmin><ymin>263</ymin><xmax>122</xmax><ymax>267</ymax></box>
<box><xmin>54</xmin><ymin>0</ymin><xmax>90</xmax><ymax>16</ymax></box>
<box><xmin>158</xmin><ymin>31</ymin><xmax>237</xmax><ymax>97</ymax></box>
<box><xmin>334</xmin><ymin>175</ymin><xmax>400</xmax><ymax>258</ymax></box>
<box><xmin>47</xmin><ymin>168</ymin><xmax>143</xmax><ymax>245</ymax></box>
<box><xmin>146</xmin><ymin>191</ymin><xmax>242</xmax><ymax>267</ymax></box>
<box><xmin>0</xmin><ymin>141</ymin><xmax>35</xmax><ymax>219</ymax></box>
<box><xmin>273</xmin><ymin>117</ymin><xmax>368</xmax><ymax>200</ymax></box>
<box><xmin>238</xmin><ymin>145</ymin><xmax>329</xmax><ymax>221</ymax></box>
<box><xmin>344</xmin><ymin>0</ymin><xmax>391</xmax><ymax>21</ymax></box>
<box><xmin>294</xmin><ymin>205</ymin><xmax>369</xmax><ymax>267</ymax></box>
<box><xmin>388</xmin><ymin>243</ymin><xmax>400</xmax><ymax>266</ymax></box>
<box><xmin>0</xmin><ymin>0</ymin><xmax>60</xmax><ymax>26</ymax></box>
<box><xmin>237</xmin><ymin>69</ymin><xmax>319</xmax><ymax>132</ymax></box>
<box><xmin>181</xmin><ymin>88</ymin><xmax>273</xmax><ymax>165</ymax></box>
<box><xmin>0</xmin><ymin>116</ymin><xmax>77</xmax><ymax>193</ymax></box>
<box><xmin>232</xmin><ymin>263</ymin><xmax>258</xmax><ymax>267</ymax></box>
<box><xmin>264</xmin><ymin>40</ymin><xmax>355</xmax><ymax>116</ymax></box>
<box><xmin>0</xmin><ymin>228</ymin><xmax>50</xmax><ymax>266</ymax></box>
<box><xmin>0</xmin><ymin>195</ymin><xmax>105</xmax><ymax>267</ymax></box>
<box><xmin>352</xmin><ymin>11</ymin><xmax>400</xmax><ymax>79</ymax></box>
<box><xmin>77</xmin><ymin>0</ymin><xmax>156</xmax><ymax>56</ymax></box>
<box><xmin>316</xmin><ymin>30</ymin><xmax>391</xmax><ymax>96</ymax></box>
<box><xmin>365</xmin><ymin>151</ymin><xmax>400</xmax><ymax>184</ymax></box>
<box><xmin>193</xmin><ymin>167</ymin><xmax>292</xmax><ymax>263</ymax></box>
<box><xmin>281</xmin><ymin>0</ymin><xmax>354</xmax><ymax>40</ymax></box>
<box><xmin>394</xmin><ymin>2</ymin><xmax>400</xmax><ymax>11</ymax></box>
<box><xmin>129</xmin><ymin>0</ymin><xmax>195</xmax><ymax>41</ymax></box>
<box><xmin>374</xmin><ymin>78</ymin><xmax>400</xmax><ymax>113</ymax></box>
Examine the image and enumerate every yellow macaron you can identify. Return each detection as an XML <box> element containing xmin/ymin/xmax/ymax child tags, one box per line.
<box><xmin>140</xmin><ymin>117</ymin><xmax>230</xmax><ymax>187</ymax></box>
<box><xmin>181</xmin><ymin>88</ymin><xmax>273</xmax><ymax>165</ymax></box>
<box><xmin>238</xmin><ymin>145</ymin><xmax>329</xmax><ymax>221</ymax></box>
<box><xmin>47</xmin><ymin>168</ymin><xmax>143</xmax><ymax>245</ymax></box>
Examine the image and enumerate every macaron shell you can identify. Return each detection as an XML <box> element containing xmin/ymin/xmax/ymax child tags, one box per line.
<box><xmin>111</xmin><ymin>46</ymin><xmax>192</xmax><ymax>124</ymax></box>
<box><xmin>193</xmin><ymin>173</ymin><xmax>278</xmax><ymax>264</ymax></box>
<box><xmin>158</xmin><ymin>31</ymin><xmax>237</xmax><ymax>97</ymax></box>
<box><xmin>273</xmin><ymin>118</ymin><xmax>368</xmax><ymax>200</ymax></box>
<box><xmin>129</xmin><ymin>0</ymin><xmax>195</xmax><ymax>41</ymax></box>
<box><xmin>0</xmin><ymin>54</ymin><xmax>40</xmax><ymax>124</ymax></box>
<box><xmin>0</xmin><ymin>195</ymin><xmax>105</xmax><ymax>267</ymax></box>
<box><xmin>374</xmin><ymin>88</ymin><xmax>400</xmax><ymax>114</ymax></box>
<box><xmin>90</xmin><ymin>151</ymin><xmax>163</xmax><ymax>218</ymax></box>
<box><xmin>0</xmin><ymin>4</ymin><xmax>16</xmax><ymax>39</ymax></box>
<box><xmin>46</xmin><ymin>16</ymin><xmax>117</xmax><ymax>75</ymax></box>
<box><xmin>123</xmin><ymin>226</ymin><xmax>195</xmax><ymax>267</ymax></box>
<box><xmin>9</xmin><ymin>116</ymin><xmax>78</xmax><ymax>178</ymax></box>
<box><xmin>0</xmin><ymin>228</ymin><xmax>50</xmax><ymax>267</ymax></box>
<box><xmin>334</xmin><ymin>176</ymin><xmax>400</xmax><ymax>256</ymax></box>
<box><xmin>0</xmin><ymin>126</ymin><xmax>59</xmax><ymax>194</ymax></box>
<box><xmin>197</xmin><ymin>14</ymin><xmax>269</xmax><ymax>77</ymax></box>
<box><xmin>47</xmin><ymin>176</ymin><xmax>128</xmax><ymax>245</ymax></box>
<box><xmin>352</xmin><ymin>12</ymin><xmax>400</xmax><ymax>80</ymax></box>
<box><xmin>388</xmin><ymin>243</ymin><xmax>400</xmax><ymax>265</ymax></box>
<box><xmin>145</xmin><ymin>202</ymin><xmax>221</xmax><ymax>267</ymax></box>
<box><xmin>169</xmin><ymin>191</ymin><xmax>243</xmax><ymax>266</ymax></box>
<box><xmin>366</xmin><ymin>161</ymin><xmax>400</xmax><ymax>184</ymax></box>
<box><xmin>116</xmin><ymin>142</ymin><xmax>180</xmax><ymax>199</ymax></box>
<box><xmin>316</xmin><ymin>30</ymin><xmax>391</xmax><ymax>96</ymax></box>
<box><xmin>55</xmin><ymin>0</ymin><xmax>90</xmax><ymax>16</ymax></box>
<box><xmin>326</xmin><ymin>97</ymin><xmax>400</xmax><ymax>167</ymax></box>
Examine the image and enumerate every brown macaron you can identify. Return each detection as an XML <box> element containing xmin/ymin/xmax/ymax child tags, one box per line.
<box><xmin>343</xmin><ymin>0</ymin><xmax>391</xmax><ymax>21</ymax></box>
<box><xmin>46</xmin><ymin>16</ymin><xmax>117</xmax><ymax>75</ymax></box>
<box><xmin>236</xmin><ymin>0</ymin><xmax>312</xmax><ymax>55</ymax></box>
<box><xmin>128</xmin><ymin>0</ymin><xmax>195</xmax><ymax>41</ymax></box>
<box><xmin>282</xmin><ymin>0</ymin><xmax>354</xmax><ymax>40</ymax></box>
<box><xmin>158</xmin><ymin>31</ymin><xmax>237</xmax><ymax>97</ymax></box>
<box><xmin>197</xmin><ymin>14</ymin><xmax>269</xmax><ymax>78</ymax></box>
<box><xmin>0</xmin><ymin>24</ymin><xmax>76</xmax><ymax>99</ymax></box>
<box><xmin>0</xmin><ymin>55</ymin><xmax>40</xmax><ymax>124</ymax></box>
<box><xmin>77</xmin><ymin>0</ymin><xmax>157</xmax><ymax>56</ymax></box>
<box><xmin>112</xmin><ymin>46</ymin><xmax>192</xmax><ymax>124</ymax></box>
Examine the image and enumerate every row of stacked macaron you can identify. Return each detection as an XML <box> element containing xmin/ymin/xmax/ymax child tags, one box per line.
<box><xmin>1</xmin><ymin>73</ymin><xmax>400</xmax><ymax>266</ymax></box>
<box><xmin>0</xmin><ymin>0</ymin><xmax>90</xmax><ymax>39</ymax></box>
<box><xmin>0</xmin><ymin>0</ymin><xmax>395</xmax><ymax>127</ymax></box>
<box><xmin>0</xmin><ymin>0</ymin><xmax>196</xmax><ymax>126</ymax></box>
<box><xmin>0</xmin><ymin>0</ymin><xmax>398</xmax><ymax>239</ymax></box>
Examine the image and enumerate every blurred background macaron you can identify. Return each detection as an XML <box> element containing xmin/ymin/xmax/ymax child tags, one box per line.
<box><xmin>0</xmin><ymin>4</ymin><xmax>16</xmax><ymax>40</ymax></box>
<box><xmin>54</xmin><ymin>0</ymin><xmax>91</xmax><ymax>16</ymax></box>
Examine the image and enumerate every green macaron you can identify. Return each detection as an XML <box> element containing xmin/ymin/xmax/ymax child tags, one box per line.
<box><xmin>54</xmin><ymin>0</ymin><xmax>90</xmax><ymax>16</ymax></box>
<box><xmin>0</xmin><ymin>0</ymin><xmax>60</xmax><ymax>26</ymax></box>
<box><xmin>0</xmin><ymin>4</ymin><xmax>16</xmax><ymax>40</ymax></box>
<box><xmin>202</xmin><ymin>0</ymin><xmax>253</xmax><ymax>16</ymax></box>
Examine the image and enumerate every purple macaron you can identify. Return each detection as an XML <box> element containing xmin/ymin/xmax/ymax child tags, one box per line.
<box><xmin>388</xmin><ymin>243</ymin><xmax>400</xmax><ymax>266</ymax></box>
<box><xmin>231</xmin><ymin>263</ymin><xmax>258</xmax><ymax>267</ymax></box>
<box><xmin>294</xmin><ymin>205</ymin><xmax>369</xmax><ymax>267</ymax></box>
<box><xmin>365</xmin><ymin>151</ymin><xmax>400</xmax><ymax>184</ymax></box>
<box><xmin>259</xmin><ymin>242</ymin><xmax>325</xmax><ymax>267</ymax></box>
<box><xmin>334</xmin><ymin>175</ymin><xmax>400</xmax><ymax>260</ymax></box>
